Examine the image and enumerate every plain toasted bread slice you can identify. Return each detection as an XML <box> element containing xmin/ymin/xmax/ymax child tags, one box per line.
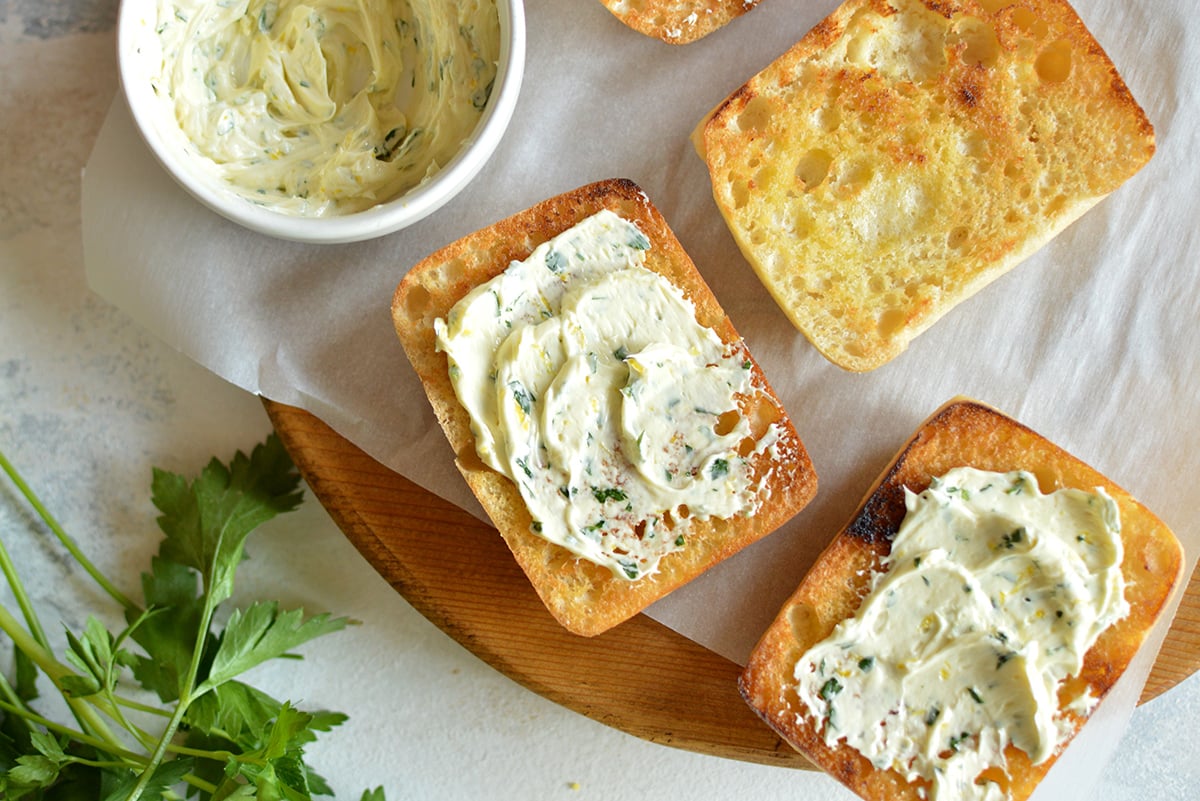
<box><xmin>392</xmin><ymin>178</ymin><xmax>818</xmax><ymax>636</ymax></box>
<box><xmin>739</xmin><ymin>397</ymin><xmax>1183</xmax><ymax>801</ymax></box>
<box><xmin>598</xmin><ymin>0</ymin><xmax>761</xmax><ymax>44</ymax></box>
<box><xmin>697</xmin><ymin>0</ymin><xmax>1155</xmax><ymax>371</ymax></box>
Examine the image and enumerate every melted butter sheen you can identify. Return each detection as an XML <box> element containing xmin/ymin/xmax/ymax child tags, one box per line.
<box><xmin>794</xmin><ymin>467</ymin><xmax>1128</xmax><ymax>801</ymax></box>
<box><xmin>154</xmin><ymin>0</ymin><xmax>499</xmax><ymax>215</ymax></box>
<box><xmin>435</xmin><ymin>210</ymin><xmax>774</xmax><ymax>580</ymax></box>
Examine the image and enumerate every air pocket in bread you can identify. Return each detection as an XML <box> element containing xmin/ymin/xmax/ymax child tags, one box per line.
<box><xmin>697</xmin><ymin>0</ymin><xmax>1156</xmax><ymax>371</ymax></box>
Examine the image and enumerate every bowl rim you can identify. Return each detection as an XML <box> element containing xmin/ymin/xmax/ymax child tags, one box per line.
<box><xmin>117</xmin><ymin>0</ymin><xmax>526</xmax><ymax>245</ymax></box>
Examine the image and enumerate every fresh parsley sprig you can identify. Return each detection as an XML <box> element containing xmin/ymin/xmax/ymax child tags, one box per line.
<box><xmin>0</xmin><ymin>435</ymin><xmax>384</xmax><ymax>801</ymax></box>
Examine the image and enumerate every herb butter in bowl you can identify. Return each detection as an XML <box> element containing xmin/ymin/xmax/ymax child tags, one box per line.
<box><xmin>118</xmin><ymin>0</ymin><xmax>523</xmax><ymax>243</ymax></box>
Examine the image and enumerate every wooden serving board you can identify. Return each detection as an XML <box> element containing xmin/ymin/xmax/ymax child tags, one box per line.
<box><xmin>263</xmin><ymin>399</ymin><xmax>1200</xmax><ymax>768</ymax></box>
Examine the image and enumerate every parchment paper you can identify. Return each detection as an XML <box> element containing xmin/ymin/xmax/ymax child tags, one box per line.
<box><xmin>82</xmin><ymin>1</ymin><xmax>1198</xmax><ymax>796</ymax></box>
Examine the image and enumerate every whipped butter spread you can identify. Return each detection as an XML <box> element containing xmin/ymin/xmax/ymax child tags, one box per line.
<box><xmin>795</xmin><ymin>467</ymin><xmax>1128</xmax><ymax>801</ymax></box>
<box><xmin>152</xmin><ymin>0</ymin><xmax>499</xmax><ymax>215</ymax></box>
<box><xmin>435</xmin><ymin>210</ymin><xmax>779</xmax><ymax>580</ymax></box>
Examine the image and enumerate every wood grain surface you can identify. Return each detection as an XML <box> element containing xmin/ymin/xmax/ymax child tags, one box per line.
<box><xmin>263</xmin><ymin>399</ymin><xmax>1200</xmax><ymax>768</ymax></box>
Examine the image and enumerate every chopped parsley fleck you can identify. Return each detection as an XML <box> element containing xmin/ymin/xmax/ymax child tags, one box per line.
<box><xmin>472</xmin><ymin>76</ymin><xmax>494</xmax><ymax>110</ymax></box>
<box><xmin>925</xmin><ymin>705</ymin><xmax>942</xmax><ymax>726</ymax></box>
<box><xmin>591</xmin><ymin>487</ymin><xmax>628</xmax><ymax>504</ymax></box>
<box><xmin>374</xmin><ymin>125</ymin><xmax>418</xmax><ymax>162</ymax></box>
<box><xmin>628</xmin><ymin>230</ymin><xmax>651</xmax><ymax>250</ymax></box>
<box><xmin>545</xmin><ymin>249</ymin><xmax>567</xmax><ymax>273</ymax></box>
<box><xmin>1001</xmin><ymin>527</ymin><xmax>1025</xmax><ymax>549</ymax></box>
<box><xmin>509</xmin><ymin>380</ymin><xmax>534</xmax><ymax>415</ymax></box>
<box><xmin>709</xmin><ymin>459</ymin><xmax>730</xmax><ymax>480</ymax></box>
<box><xmin>858</xmin><ymin>656</ymin><xmax>875</xmax><ymax>672</ymax></box>
<box><xmin>819</xmin><ymin>678</ymin><xmax>843</xmax><ymax>703</ymax></box>
<box><xmin>968</xmin><ymin>687</ymin><xmax>984</xmax><ymax>704</ymax></box>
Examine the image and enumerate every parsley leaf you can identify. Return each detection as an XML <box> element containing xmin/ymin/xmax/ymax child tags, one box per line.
<box><xmin>61</xmin><ymin>616</ymin><xmax>130</xmax><ymax>698</ymax></box>
<box><xmin>127</xmin><ymin>557</ymin><xmax>208</xmax><ymax>703</ymax></box>
<box><xmin>0</xmin><ymin>435</ymin><xmax>383</xmax><ymax>801</ymax></box>
<box><xmin>199</xmin><ymin>602</ymin><xmax>350</xmax><ymax>693</ymax></box>
<box><xmin>152</xmin><ymin>435</ymin><xmax>303</xmax><ymax>606</ymax></box>
<box><xmin>99</xmin><ymin>757</ymin><xmax>195</xmax><ymax>801</ymax></box>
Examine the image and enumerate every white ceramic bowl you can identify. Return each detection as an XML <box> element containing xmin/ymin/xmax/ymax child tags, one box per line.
<box><xmin>117</xmin><ymin>0</ymin><xmax>524</xmax><ymax>244</ymax></box>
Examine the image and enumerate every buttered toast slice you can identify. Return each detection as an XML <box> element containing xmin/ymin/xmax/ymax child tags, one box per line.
<box><xmin>598</xmin><ymin>0</ymin><xmax>762</xmax><ymax>44</ymax></box>
<box><xmin>697</xmin><ymin>0</ymin><xmax>1155</xmax><ymax>371</ymax></box>
<box><xmin>393</xmin><ymin>179</ymin><xmax>817</xmax><ymax>636</ymax></box>
<box><xmin>740</xmin><ymin>398</ymin><xmax>1183</xmax><ymax>801</ymax></box>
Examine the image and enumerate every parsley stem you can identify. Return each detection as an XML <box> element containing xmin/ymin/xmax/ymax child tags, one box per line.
<box><xmin>0</xmin><ymin>527</ymin><xmax>50</xmax><ymax>647</ymax></box>
<box><xmin>0</xmin><ymin>447</ymin><xmax>138</xmax><ymax>613</ymax></box>
<box><xmin>100</xmin><ymin>612</ymin><xmax>167</xmax><ymax>751</ymax></box>
<box><xmin>112</xmin><ymin>692</ymin><xmax>175</xmax><ymax>717</ymax></box>
<box><xmin>0</xmin><ymin>669</ymin><xmax>33</xmax><ymax>735</ymax></box>
<box><xmin>0</xmin><ymin>697</ymin><xmax>218</xmax><ymax>795</ymax></box>
<box><xmin>0</xmin><ymin>603</ymin><xmax>124</xmax><ymax>746</ymax></box>
<box><xmin>0</xmin><ymin>695</ymin><xmax>143</xmax><ymax>763</ymax></box>
<box><xmin>0</xmin><ymin>449</ymin><xmax>135</xmax><ymax>747</ymax></box>
<box><xmin>0</xmin><ymin>603</ymin><xmax>68</xmax><ymax>682</ymax></box>
<box><xmin>126</xmin><ymin>683</ymin><xmax>193</xmax><ymax>801</ymax></box>
<box><xmin>126</xmin><ymin>592</ymin><xmax>218</xmax><ymax>801</ymax></box>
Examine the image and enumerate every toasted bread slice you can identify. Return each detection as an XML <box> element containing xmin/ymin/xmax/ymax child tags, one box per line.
<box><xmin>598</xmin><ymin>0</ymin><xmax>761</xmax><ymax>44</ymax></box>
<box><xmin>739</xmin><ymin>398</ymin><xmax>1183</xmax><ymax>801</ymax></box>
<box><xmin>697</xmin><ymin>0</ymin><xmax>1155</xmax><ymax>371</ymax></box>
<box><xmin>392</xmin><ymin>178</ymin><xmax>818</xmax><ymax>636</ymax></box>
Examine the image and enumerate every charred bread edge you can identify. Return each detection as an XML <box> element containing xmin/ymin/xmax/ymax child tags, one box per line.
<box><xmin>737</xmin><ymin>395</ymin><xmax>1185</xmax><ymax>800</ymax></box>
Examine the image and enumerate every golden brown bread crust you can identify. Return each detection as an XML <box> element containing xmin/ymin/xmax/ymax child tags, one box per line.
<box><xmin>598</xmin><ymin>0</ymin><xmax>761</xmax><ymax>44</ymax></box>
<box><xmin>698</xmin><ymin>0</ymin><xmax>1156</xmax><ymax>371</ymax></box>
<box><xmin>739</xmin><ymin>397</ymin><xmax>1184</xmax><ymax>801</ymax></box>
<box><xmin>392</xmin><ymin>178</ymin><xmax>818</xmax><ymax>636</ymax></box>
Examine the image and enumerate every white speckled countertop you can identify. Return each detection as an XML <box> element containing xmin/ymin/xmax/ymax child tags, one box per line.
<box><xmin>2</xmin><ymin>2</ymin><xmax>1198</xmax><ymax>800</ymax></box>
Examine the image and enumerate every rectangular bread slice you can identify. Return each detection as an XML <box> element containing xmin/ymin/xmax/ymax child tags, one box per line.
<box><xmin>392</xmin><ymin>178</ymin><xmax>818</xmax><ymax>636</ymax></box>
<box><xmin>598</xmin><ymin>0</ymin><xmax>762</xmax><ymax>44</ymax></box>
<box><xmin>739</xmin><ymin>397</ymin><xmax>1184</xmax><ymax>801</ymax></box>
<box><xmin>696</xmin><ymin>0</ymin><xmax>1155</xmax><ymax>371</ymax></box>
